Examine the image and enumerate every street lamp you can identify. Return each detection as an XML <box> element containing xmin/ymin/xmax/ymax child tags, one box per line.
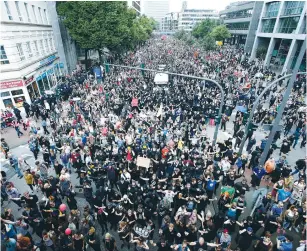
<box><xmin>238</xmin><ymin>38</ymin><xmax>306</xmax><ymax>157</ymax></box>
<box><xmin>104</xmin><ymin>63</ymin><xmax>225</xmax><ymax>146</ymax></box>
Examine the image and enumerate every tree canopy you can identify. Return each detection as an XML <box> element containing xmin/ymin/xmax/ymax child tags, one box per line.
<box><xmin>56</xmin><ymin>1</ymin><xmax>155</xmax><ymax>55</ymax></box>
<box><xmin>210</xmin><ymin>25</ymin><xmax>231</xmax><ymax>41</ymax></box>
<box><xmin>191</xmin><ymin>19</ymin><xmax>220</xmax><ymax>39</ymax></box>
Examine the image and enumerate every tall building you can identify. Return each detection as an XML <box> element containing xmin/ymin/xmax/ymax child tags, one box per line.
<box><xmin>219</xmin><ymin>1</ymin><xmax>264</xmax><ymax>53</ymax></box>
<box><xmin>250</xmin><ymin>1</ymin><xmax>306</xmax><ymax>73</ymax></box>
<box><xmin>0</xmin><ymin>1</ymin><xmax>66</xmax><ymax>109</ymax></box>
<box><xmin>141</xmin><ymin>0</ymin><xmax>170</xmax><ymax>29</ymax></box>
<box><xmin>47</xmin><ymin>2</ymin><xmax>78</xmax><ymax>74</ymax></box>
<box><xmin>161</xmin><ymin>12</ymin><xmax>179</xmax><ymax>31</ymax></box>
<box><xmin>178</xmin><ymin>7</ymin><xmax>219</xmax><ymax>31</ymax></box>
<box><xmin>127</xmin><ymin>0</ymin><xmax>141</xmax><ymax>16</ymax></box>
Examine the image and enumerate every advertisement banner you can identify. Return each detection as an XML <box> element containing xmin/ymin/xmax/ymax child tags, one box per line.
<box><xmin>93</xmin><ymin>66</ymin><xmax>102</xmax><ymax>79</ymax></box>
<box><xmin>0</xmin><ymin>80</ymin><xmax>23</xmax><ymax>89</ymax></box>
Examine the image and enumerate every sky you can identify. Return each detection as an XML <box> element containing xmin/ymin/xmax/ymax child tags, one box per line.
<box><xmin>169</xmin><ymin>0</ymin><xmax>237</xmax><ymax>12</ymax></box>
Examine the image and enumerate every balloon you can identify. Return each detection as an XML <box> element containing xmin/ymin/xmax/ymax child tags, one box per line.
<box><xmin>59</xmin><ymin>204</ymin><xmax>67</xmax><ymax>212</ymax></box>
<box><xmin>65</xmin><ymin>228</ymin><xmax>71</xmax><ymax>235</ymax></box>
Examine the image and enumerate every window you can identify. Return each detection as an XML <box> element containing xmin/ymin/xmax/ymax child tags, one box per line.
<box><xmin>32</xmin><ymin>5</ymin><xmax>37</xmax><ymax>23</ymax></box>
<box><xmin>26</xmin><ymin>42</ymin><xmax>33</xmax><ymax>58</ymax></box>
<box><xmin>278</xmin><ymin>17</ymin><xmax>300</xmax><ymax>33</ymax></box>
<box><xmin>11</xmin><ymin>89</ymin><xmax>24</xmax><ymax>96</ymax></box>
<box><xmin>44</xmin><ymin>9</ymin><xmax>49</xmax><ymax>24</ymax></box>
<box><xmin>15</xmin><ymin>1</ymin><xmax>23</xmax><ymax>21</ymax></box>
<box><xmin>0</xmin><ymin>45</ymin><xmax>10</xmax><ymax>65</ymax></box>
<box><xmin>261</xmin><ymin>19</ymin><xmax>276</xmax><ymax>33</ymax></box>
<box><xmin>0</xmin><ymin>92</ymin><xmax>10</xmax><ymax>97</ymax></box>
<box><xmin>16</xmin><ymin>43</ymin><xmax>25</xmax><ymax>61</ymax></box>
<box><xmin>24</xmin><ymin>3</ymin><xmax>30</xmax><ymax>22</ymax></box>
<box><xmin>283</xmin><ymin>1</ymin><xmax>305</xmax><ymax>16</ymax></box>
<box><xmin>38</xmin><ymin>7</ymin><xmax>43</xmax><ymax>23</ymax></box>
<box><xmin>4</xmin><ymin>1</ymin><xmax>13</xmax><ymax>20</ymax></box>
<box><xmin>265</xmin><ymin>2</ymin><xmax>280</xmax><ymax>18</ymax></box>
<box><xmin>49</xmin><ymin>38</ymin><xmax>53</xmax><ymax>51</ymax></box>
<box><xmin>39</xmin><ymin>40</ymin><xmax>45</xmax><ymax>54</ymax></box>
<box><xmin>45</xmin><ymin>39</ymin><xmax>50</xmax><ymax>52</ymax></box>
<box><xmin>33</xmin><ymin>40</ymin><xmax>39</xmax><ymax>56</ymax></box>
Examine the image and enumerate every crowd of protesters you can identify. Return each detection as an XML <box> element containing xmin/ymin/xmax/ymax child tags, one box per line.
<box><xmin>0</xmin><ymin>37</ymin><xmax>306</xmax><ymax>251</ymax></box>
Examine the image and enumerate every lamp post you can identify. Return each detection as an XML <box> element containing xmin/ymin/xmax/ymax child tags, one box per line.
<box><xmin>104</xmin><ymin>63</ymin><xmax>225</xmax><ymax>146</ymax></box>
<box><xmin>238</xmin><ymin>38</ymin><xmax>306</xmax><ymax>157</ymax></box>
<box><xmin>258</xmin><ymin>38</ymin><xmax>306</xmax><ymax>166</ymax></box>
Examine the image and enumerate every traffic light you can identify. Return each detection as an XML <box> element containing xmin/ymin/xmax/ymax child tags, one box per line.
<box><xmin>141</xmin><ymin>63</ymin><xmax>145</xmax><ymax>76</ymax></box>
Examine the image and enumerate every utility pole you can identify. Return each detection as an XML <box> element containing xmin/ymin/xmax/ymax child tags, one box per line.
<box><xmin>259</xmin><ymin>38</ymin><xmax>306</xmax><ymax>165</ymax></box>
<box><xmin>104</xmin><ymin>63</ymin><xmax>225</xmax><ymax>145</ymax></box>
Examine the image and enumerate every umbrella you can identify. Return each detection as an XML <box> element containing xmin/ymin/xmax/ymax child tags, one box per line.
<box><xmin>161</xmin><ymin>35</ymin><xmax>167</xmax><ymax>40</ymax></box>
<box><xmin>236</xmin><ymin>105</ymin><xmax>247</xmax><ymax>113</ymax></box>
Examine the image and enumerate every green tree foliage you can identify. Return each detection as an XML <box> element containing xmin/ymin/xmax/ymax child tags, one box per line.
<box><xmin>256</xmin><ymin>47</ymin><xmax>267</xmax><ymax>59</ymax></box>
<box><xmin>191</xmin><ymin>19</ymin><xmax>218</xmax><ymax>39</ymax></box>
<box><xmin>200</xmin><ymin>35</ymin><xmax>216</xmax><ymax>51</ymax></box>
<box><xmin>210</xmin><ymin>25</ymin><xmax>231</xmax><ymax>41</ymax></box>
<box><xmin>174</xmin><ymin>30</ymin><xmax>188</xmax><ymax>40</ymax></box>
<box><xmin>56</xmin><ymin>1</ymin><xmax>154</xmax><ymax>56</ymax></box>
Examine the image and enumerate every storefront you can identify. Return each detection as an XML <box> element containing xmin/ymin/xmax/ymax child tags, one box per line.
<box><xmin>0</xmin><ymin>80</ymin><xmax>31</xmax><ymax>109</ymax></box>
<box><xmin>0</xmin><ymin>54</ymin><xmax>66</xmax><ymax>109</ymax></box>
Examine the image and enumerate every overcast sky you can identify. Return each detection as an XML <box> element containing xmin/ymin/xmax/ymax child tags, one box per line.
<box><xmin>169</xmin><ymin>0</ymin><xmax>237</xmax><ymax>11</ymax></box>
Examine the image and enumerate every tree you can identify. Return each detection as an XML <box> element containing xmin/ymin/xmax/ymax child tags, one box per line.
<box><xmin>201</xmin><ymin>35</ymin><xmax>216</xmax><ymax>51</ymax></box>
<box><xmin>192</xmin><ymin>19</ymin><xmax>219</xmax><ymax>39</ymax></box>
<box><xmin>210</xmin><ymin>25</ymin><xmax>231</xmax><ymax>42</ymax></box>
<box><xmin>256</xmin><ymin>47</ymin><xmax>267</xmax><ymax>59</ymax></box>
<box><xmin>56</xmin><ymin>2</ymin><xmax>153</xmax><ymax>65</ymax></box>
<box><xmin>174</xmin><ymin>30</ymin><xmax>188</xmax><ymax>40</ymax></box>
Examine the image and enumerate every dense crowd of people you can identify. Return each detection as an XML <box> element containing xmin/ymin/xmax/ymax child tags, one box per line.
<box><xmin>0</xmin><ymin>37</ymin><xmax>306</xmax><ymax>251</ymax></box>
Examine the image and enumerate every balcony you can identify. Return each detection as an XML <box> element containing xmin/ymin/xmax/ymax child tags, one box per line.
<box><xmin>224</xmin><ymin>13</ymin><xmax>252</xmax><ymax>20</ymax></box>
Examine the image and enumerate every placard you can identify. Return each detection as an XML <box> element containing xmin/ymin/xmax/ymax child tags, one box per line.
<box><xmin>137</xmin><ymin>156</ymin><xmax>151</xmax><ymax>168</ymax></box>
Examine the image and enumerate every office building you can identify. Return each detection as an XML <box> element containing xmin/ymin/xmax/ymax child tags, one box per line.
<box><xmin>47</xmin><ymin>1</ymin><xmax>78</xmax><ymax>74</ymax></box>
<box><xmin>0</xmin><ymin>1</ymin><xmax>66</xmax><ymax>109</ymax></box>
<box><xmin>161</xmin><ymin>12</ymin><xmax>179</xmax><ymax>31</ymax></box>
<box><xmin>178</xmin><ymin>1</ymin><xmax>219</xmax><ymax>31</ymax></box>
<box><xmin>141</xmin><ymin>0</ymin><xmax>170</xmax><ymax>29</ymax></box>
<box><xmin>128</xmin><ymin>0</ymin><xmax>141</xmax><ymax>16</ymax></box>
<box><xmin>220</xmin><ymin>1</ymin><xmax>264</xmax><ymax>53</ymax></box>
<box><xmin>250</xmin><ymin>1</ymin><xmax>306</xmax><ymax>73</ymax></box>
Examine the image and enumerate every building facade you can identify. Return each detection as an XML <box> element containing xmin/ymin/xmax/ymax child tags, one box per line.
<box><xmin>1</xmin><ymin>1</ymin><xmax>66</xmax><ymax>110</ymax></box>
<box><xmin>250</xmin><ymin>1</ymin><xmax>306</xmax><ymax>73</ymax></box>
<box><xmin>161</xmin><ymin>12</ymin><xmax>179</xmax><ymax>31</ymax></box>
<box><xmin>177</xmin><ymin>2</ymin><xmax>219</xmax><ymax>32</ymax></box>
<box><xmin>47</xmin><ymin>1</ymin><xmax>78</xmax><ymax>75</ymax></box>
<box><xmin>141</xmin><ymin>0</ymin><xmax>170</xmax><ymax>29</ymax></box>
<box><xmin>220</xmin><ymin>1</ymin><xmax>264</xmax><ymax>53</ymax></box>
<box><xmin>128</xmin><ymin>0</ymin><xmax>141</xmax><ymax>16</ymax></box>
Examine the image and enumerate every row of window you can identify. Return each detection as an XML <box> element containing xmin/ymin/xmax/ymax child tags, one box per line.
<box><xmin>1</xmin><ymin>39</ymin><xmax>55</xmax><ymax>65</ymax></box>
<box><xmin>264</xmin><ymin>1</ymin><xmax>305</xmax><ymax>18</ymax></box>
<box><xmin>227</xmin><ymin>22</ymin><xmax>250</xmax><ymax>30</ymax></box>
<box><xmin>261</xmin><ymin>16</ymin><xmax>302</xmax><ymax>34</ymax></box>
<box><xmin>4</xmin><ymin>1</ymin><xmax>49</xmax><ymax>25</ymax></box>
<box><xmin>224</xmin><ymin>9</ymin><xmax>253</xmax><ymax>20</ymax></box>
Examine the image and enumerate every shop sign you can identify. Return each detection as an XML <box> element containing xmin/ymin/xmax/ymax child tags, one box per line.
<box><xmin>36</xmin><ymin>75</ymin><xmax>42</xmax><ymax>81</ymax></box>
<box><xmin>24</xmin><ymin>76</ymin><xmax>34</xmax><ymax>85</ymax></box>
<box><xmin>42</xmin><ymin>72</ymin><xmax>47</xmax><ymax>78</ymax></box>
<box><xmin>0</xmin><ymin>80</ymin><xmax>23</xmax><ymax>89</ymax></box>
<box><xmin>39</xmin><ymin>55</ymin><xmax>56</xmax><ymax>66</ymax></box>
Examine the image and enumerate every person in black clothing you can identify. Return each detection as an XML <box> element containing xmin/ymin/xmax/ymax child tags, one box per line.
<box><xmin>237</xmin><ymin>227</ymin><xmax>256</xmax><ymax>250</ymax></box>
<box><xmin>1</xmin><ymin>139</ymin><xmax>9</xmax><ymax>159</ymax></box>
